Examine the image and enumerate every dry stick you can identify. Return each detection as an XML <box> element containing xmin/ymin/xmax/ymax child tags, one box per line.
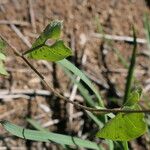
<box><xmin>0</xmin><ymin>89</ymin><xmax>83</xmax><ymax>102</ymax></box>
<box><xmin>0</xmin><ymin>89</ymin><xmax>51</xmax><ymax>100</ymax></box>
<box><xmin>1</xmin><ymin>35</ymin><xmax>150</xmax><ymax>114</ymax></box>
<box><xmin>28</xmin><ymin>0</ymin><xmax>36</xmax><ymax>33</ymax></box>
<box><xmin>91</xmin><ymin>33</ymin><xmax>147</xmax><ymax>44</ymax></box>
<box><xmin>0</xmin><ymin>89</ymin><xmax>51</xmax><ymax>96</ymax></box>
<box><xmin>0</xmin><ymin>94</ymin><xmax>30</xmax><ymax>100</ymax></box>
<box><xmin>0</xmin><ymin>20</ymin><xmax>29</xmax><ymax>26</ymax></box>
<box><xmin>10</xmin><ymin>24</ymin><xmax>32</xmax><ymax>47</ymax></box>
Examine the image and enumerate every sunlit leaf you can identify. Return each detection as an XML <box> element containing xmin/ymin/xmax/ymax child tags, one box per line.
<box><xmin>96</xmin><ymin>104</ymin><xmax>147</xmax><ymax>141</ymax></box>
<box><xmin>32</xmin><ymin>20</ymin><xmax>62</xmax><ymax>48</ymax></box>
<box><xmin>27</xmin><ymin>40</ymin><xmax>72</xmax><ymax>61</ymax></box>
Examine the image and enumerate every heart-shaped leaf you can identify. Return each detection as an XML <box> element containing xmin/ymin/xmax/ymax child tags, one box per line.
<box><xmin>25</xmin><ymin>20</ymin><xmax>71</xmax><ymax>61</ymax></box>
<box><xmin>96</xmin><ymin>104</ymin><xmax>147</xmax><ymax>141</ymax></box>
<box><xmin>27</xmin><ymin>40</ymin><xmax>72</xmax><ymax>61</ymax></box>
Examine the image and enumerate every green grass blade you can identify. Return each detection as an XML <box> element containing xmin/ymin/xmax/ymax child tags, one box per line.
<box><xmin>85</xmin><ymin>111</ymin><xmax>103</xmax><ymax>128</ymax></box>
<box><xmin>26</xmin><ymin>118</ymin><xmax>47</xmax><ymax>132</ymax></box>
<box><xmin>123</xmin><ymin>28</ymin><xmax>137</xmax><ymax>103</ymax></box>
<box><xmin>62</xmin><ymin>66</ymin><xmax>96</xmax><ymax>107</ymax></box>
<box><xmin>60</xmin><ymin>61</ymin><xmax>114</xmax><ymax>149</ymax></box>
<box><xmin>144</xmin><ymin>14</ymin><xmax>150</xmax><ymax>48</ymax></box>
<box><xmin>27</xmin><ymin>118</ymin><xmax>84</xmax><ymax>149</ymax></box>
<box><xmin>57</xmin><ymin>59</ymin><xmax>104</xmax><ymax>107</ymax></box>
<box><xmin>0</xmin><ymin>120</ymin><xmax>100</xmax><ymax>150</ymax></box>
<box><xmin>105</xmin><ymin>140</ymin><xmax>114</xmax><ymax>150</ymax></box>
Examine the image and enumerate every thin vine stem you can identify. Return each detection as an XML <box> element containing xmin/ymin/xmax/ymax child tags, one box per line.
<box><xmin>1</xmin><ymin>34</ymin><xmax>150</xmax><ymax>115</ymax></box>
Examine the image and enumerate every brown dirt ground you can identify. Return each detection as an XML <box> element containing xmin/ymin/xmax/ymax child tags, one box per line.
<box><xmin>0</xmin><ymin>0</ymin><xmax>150</xmax><ymax>149</ymax></box>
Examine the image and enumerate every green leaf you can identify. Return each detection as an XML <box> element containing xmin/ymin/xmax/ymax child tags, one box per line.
<box><xmin>57</xmin><ymin>59</ymin><xmax>104</xmax><ymax>107</ymax></box>
<box><xmin>0</xmin><ymin>53</ymin><xmax>6</xmax><ymax>60</ymax></box>
<box><xmin>124</xmin><ymin>89</ymin><xmax>141</xmax><ymax>107</ymax></box>
<box><xmin>0</xmin><ymin>121</ymin><xmax>100</xmax><ymax>150</ymax></box>
<box><xmin>0</xmin><ymin>53</ymin><xmax>8</xmax><ymax>76</ymax></box>
<box><xmin>0</xmin><ymin>61</ymin><xmax>8</xmax><ymax>75</ymax></box>
<box><xmin>0</xmin><ymin>61</ymin><xmax>7</xmax><ymax>75</ymax></box>
<box><xmin>96</xmin><ymin>104</ymin><xmax>147</xmax><ymax>141</ymax></box>
<box><xmin>32</xmin><ymin>20</ymin><xmax>62</xmax><ymax>48</ymax></box>
<box><xmin>0</xmin><ymin>39</ymin><xmax>8</xmax><ymax>76</ymax></box>
<box><xmin>0</xmin><ymin>38</ymin><xmax>6</xmax><ymax>53</ymax></box>
<box><xmin>27</xmin><ymin>40</ymin><xmax>72</xmax><ymax>61</ymax></box>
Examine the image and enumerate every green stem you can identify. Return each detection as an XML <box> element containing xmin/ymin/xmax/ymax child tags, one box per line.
<box><xmin>123</xmin><ymin>28</ymin><xmax>137</xmax><ymax>104</ymax></box>
<box><xmin>123</xmin><ymin>141</ymin><xmax>129</xmax><ymax>150</ymax></box>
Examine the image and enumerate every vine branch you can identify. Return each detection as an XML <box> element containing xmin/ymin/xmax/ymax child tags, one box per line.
<box><xmin>1</xmin><ymin>34</ymin><xmax>150</xmax><ymax>114</ymax></box>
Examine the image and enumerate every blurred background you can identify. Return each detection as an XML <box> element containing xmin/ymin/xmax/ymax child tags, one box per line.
<box><xmin>0</xmin><ymin>0</ymin><xmax>150</xmax><ymax>149</ymax></box>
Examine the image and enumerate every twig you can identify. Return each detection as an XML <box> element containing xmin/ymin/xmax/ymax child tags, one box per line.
<box><xmin>104</xmin><ymin>68</ymin><xmax>146</xmax><ymax>76</ymax></box>
<box><xmin>0</xmin><ymin>88</ymin><xmax>83</xmax><ymax>102</ymax></box>
<box><xmin>42</xmin><ymin>119</ymin><xmax>59</xmax><ymax>128</ymax></box>
<box><xmin>91</xmin><ymin>33</ymin><xmax>147</xmax><ymax>44</ymax></box>
<box><xmin>10</xmin><ymin>24</ymin><xmax>32</xmax><ymax>47</ymax></box>
<box><xmin>0</xmin><ymin>94</ymin><xmax>30</xmax><ymax>100</ymax></box>
<box><xmin>28</xmin><ymin>0</ymin><xmax>36</xmax><ymax>33</ymax></box>
<box><xmin>0</xmin><ymin>89</ymin><xmax>51</xmax><ymax>96</ymax></box>
<box><xmin>0</xmin><ymin>20</ymin><xmax>29</xmax><ymax>26</ymax></box>
<box><xmin>1</xmin><ymin>34</ymin><xmax>150</xmax><ymax>114</ymax></box>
